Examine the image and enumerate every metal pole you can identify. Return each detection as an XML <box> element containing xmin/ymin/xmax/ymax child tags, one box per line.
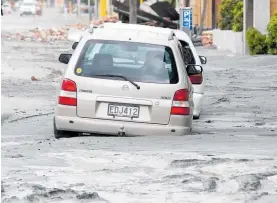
<box><xmin>198</xmin><ymin>0</ymin><xmax>207</xmax><ymax>36</ymax></box>
<box><xmin>94</xmin><ymin>0</ymin><xmax>99</xmax><ymax>20</ymax></box>
<box><xmin>108</xmin><ymin>0</ymin><xmax>112</xmax><ymax>16</ymax></box>
<box><xmin>129</xmin><ymin>0</ymin><xmax>137</xmax><ymax>24</ymax></box>
<box><xmin>77</xmin><ymin>0</ymin><xmax>80</xmax><ymax>16</ymax></box>
<box><xmin>88</xmin><ymin>0</ymin><xmax>92</xmax><ymax>23</ymax></box>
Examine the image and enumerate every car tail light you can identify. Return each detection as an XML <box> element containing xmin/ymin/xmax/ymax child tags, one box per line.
<box><xmin>58</xmin><ymin>96</ymin><xmax>77</xmax><ymax>106</ymax></box>
<box><xmin>59</xmin><ymin>79</ymin><xmax>77</xmax><ymax>106</ymax></box>
<box><xmin>171</xmin><ymin>89</ymin><xmax>190</xmax><ymax>115</ymax></box>
<box><xmin>61</xmin><ymin>79</ymin><xmax>77</xmax><ymax>92</ymax></box>
<box><xmin>189</xmin><ymin>74</ymin><xmax>203</xmax><ymax>84</ymax></box>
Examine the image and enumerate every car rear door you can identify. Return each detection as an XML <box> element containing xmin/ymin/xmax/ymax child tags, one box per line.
<box><xmin>179</xmin><ymin>39</ymin><xmax>204</xmax><ymax>94</ymax></box>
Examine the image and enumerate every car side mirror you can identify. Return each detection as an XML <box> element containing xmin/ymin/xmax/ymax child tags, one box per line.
<box><xmin>58</xmin><ymin>54</ymin><xmax>72</xmax><ymax>64</ymax></box>
<box><xmin>186</xmin><ymin>64</ymin><xmax>203</xmax><ymax>76</ymax></box>
<box><xmin>199</xmin><ymin>56</ymin><xmax>207</xmax><ymax>64</ymax></box>
<box><xmin>72</xmin><ymin>42</ymin><xmax>78</xmax><ymax>50</ymax></box>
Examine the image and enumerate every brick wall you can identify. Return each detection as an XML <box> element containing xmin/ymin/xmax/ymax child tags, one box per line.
<box><xmin>271</xmin><ymin>0</ymin><xmax>277</xmax><ymax>16</ymax></box>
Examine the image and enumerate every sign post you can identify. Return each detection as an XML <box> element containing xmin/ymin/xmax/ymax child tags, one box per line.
<box><xmin>179</xmin><ymin>7</ymin><xmax>193</xmax><ymax>39</ymax></box>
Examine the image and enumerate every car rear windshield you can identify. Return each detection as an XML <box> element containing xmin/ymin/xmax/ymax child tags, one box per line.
<box><xmin>74</xmin><ymin>40</ymin><xmax>179</xmax><ymax>84</ymax></box>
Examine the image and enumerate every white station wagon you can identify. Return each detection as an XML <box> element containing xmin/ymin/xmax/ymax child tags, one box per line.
<box><xmin>69</xmin><ymin>23</ymin><xmax>206</xmax><ymax>119</ymax></box>
<box><xmin>54</xmin><ymin>26</ymin><xmax>203</xmax><ymax>138</ymax></box>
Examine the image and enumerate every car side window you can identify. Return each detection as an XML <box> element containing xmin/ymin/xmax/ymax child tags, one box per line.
<box><xmin>177</xmin><ymin>41</ymin><xmax>187</xmax><ymax>65</ymax></box>
<box><xmin>179</xmin><ymin>40</ymin><xmax>196</xmax><ymax>65</ymax></box>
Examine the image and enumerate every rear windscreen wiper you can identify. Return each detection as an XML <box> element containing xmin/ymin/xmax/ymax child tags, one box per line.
<box><xmin>92</xmin><ymin>74</ymin><xmax>140</xmax><ymax>90</ymax></box>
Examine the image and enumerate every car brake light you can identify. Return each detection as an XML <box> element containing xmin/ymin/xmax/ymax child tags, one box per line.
<box><xmin>189</xmin><ymin>74</ymin><xmax>203</xmax><ymax>84</ymax></box>
<box><xmin>59</xmin><ymin>79</ymin><xmax>77</xmax><ymax>106</ymax></box>
<box><xmin>173</xmin><ymin>89</ymin><xmax>189</xmax><ymax>101</ymax></box>
<box><xmin>61</xmin><ymin>79</ymin><xmax>77</xmax><ymax>92</ymax></box>
<box><xmin>58</xmin><ymin>96</ymin><xmax>77</xmax><ymax>106</ymax></box>
<box><xmin>171</xmin><ymin>89</ymin><xmax>190</xmax><ymax>115</ymax></box>
<box><xmin>171</xmin><ymin>107</ymin><xmax>190</xmax><ymax>115</ymax></box>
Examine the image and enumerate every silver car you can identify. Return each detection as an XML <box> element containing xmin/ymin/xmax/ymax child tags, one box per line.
<box><xmin>54</xmin><ymin>27</ymin><xmax>202</xmax><ymax>138</ymax></box>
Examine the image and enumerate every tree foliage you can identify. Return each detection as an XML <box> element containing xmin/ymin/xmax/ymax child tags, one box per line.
<box><xmin>218</xmin><ymin>0</ymin><xmax>243</xmax><ymax>31</ymax></box>
<box><xmin>266</xmin><ymin>12</ymin><xmax>277</xmax><ymax>55</ymax></box>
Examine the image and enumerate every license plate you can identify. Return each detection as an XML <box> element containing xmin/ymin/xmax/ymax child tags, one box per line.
<box><xmin>108</xmin><ymin>103</ymin><xmax>139</xmax><ymax>118</ymax></box>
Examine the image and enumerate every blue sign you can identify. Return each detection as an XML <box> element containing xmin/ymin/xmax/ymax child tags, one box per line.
<box><xmin>182</xmin><ymin>8</ymin><xmax>193</xmax><ymax>31</ymax></box>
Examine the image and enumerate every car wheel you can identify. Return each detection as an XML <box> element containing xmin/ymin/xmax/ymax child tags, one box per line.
<box><xmin>53</xmin><ymin>118</ymin><xmax>78</xmax><ymax>139</ymax></box>
<box><xmin>193</xmin><ymin>114</ymin><xmax>200</xmax><ymax>120</ymax></box>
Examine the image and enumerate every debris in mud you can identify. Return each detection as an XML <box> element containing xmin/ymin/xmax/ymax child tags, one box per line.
<box><xmin>2</xmin><ymin>18</ymin><xmax>118</xmax><ymax>44</ymax></box>
<box><xmin>212</xmin><ymin>97</ymin><xmax>230</xmax><ymax>105</ymax></box>
<box><xmin>181</xmin><ymin>175</ymin><xmax>202</xmax><ymax>184</ymax></box>
<box><xmin>5</xmin><ymin>154</ymin><xmax>24</xmax><ymax>158</ymax></box>
<box><xmin>67</xmin><ymin>183</ymin><xmax>85</xmax><ymax>188</ymax></box>
<box><xmin>205</xmin><ymin>154</ymin><xmax>215</xmax><ymax>157</ymax></box>
<box><xmin>164</xmin><ymin>173</ymin><xmax>193</xmax><ymax>180</ymax></box>
<box><xmin>47</xmin><ymin>188</ymin><xmax>76</xmax><ymax>196</ymax></box>
<box><xmin>76</xmin><ymin>192</ymin><xmax>100</xmax><ymax>200</ymax></box>
<box><xmin>170</xmin><ymin>158</ymin><xmax>252</xmax><ymax>168</ymax></box>
<box><xmin>255</xmin><ymin>171</ymin><xmax>277</xmax><ymax>178</ymax></box>
<box><xmin>205</xmin><ymin>120</ymin><xmax>213</xmax><ymax>123</ymax></box>
<box><xmin>26</xmin><ymin>194</ymin><xmax>40</xmax><ymax>203</ymax></box>
<box><xmin>235</xmin><ymin>175</ymin><xmax>262</xmax><ymax>191</ymax></box>
<box><xmin>2</xmin><ymin>196</ymin><xmax>20</xmax><ymax>203</ymax></box>
<box><xmin>31</xmin><ymin>76</ymin><xmax>39</xmax><ymax>81</ymax></box>
<box><xmin>25</xmin><ymin>187</ymin><xmax>78</xmax><ymax>202</ymax></box>
<box><xmin>1</xmin><ymin>114</ymin><xmax>10</xmax><ymax>125</ymax></box>
<box><xmin>31</xmin><ymin>184</ymin><xmax>47</xmax><ymax>192</ymax></box>
<box><xmin>46</xmin><ymin>70</ymin><xmax>63</xmax><ymax>80</ymax></box>
<box><xmin>255</xmin><ymin>121</ymin><xmax>265</xmax><ymax>126</ymax></box>
<box><xmin>203</xmin><ymin>177</ymin><xmax>218</xmax><ymax>191</ymax></box>
<box><xmin>1</xmin><ymin>184</ymin><xmax>4</xmax><ymax>193</ymax></box>
<box><xmin>251</xmin><ymin>192</ymin><xmax>270</xmax><ymax>201</ymax></box>
<box><xmin>90</xmin><ymin>15</ymin><xmax>119</xmax><ymax>26</ymax></box>
<box><xmin>170</xmin><ymin>159</ymin><xmax>205</xmax><ymax>168</ymax></box>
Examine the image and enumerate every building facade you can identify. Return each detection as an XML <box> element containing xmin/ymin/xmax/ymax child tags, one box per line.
<box><xmin>180</xmin><ymin>0</ymin><xmax>277</xmax><ymax>29</ymax></box>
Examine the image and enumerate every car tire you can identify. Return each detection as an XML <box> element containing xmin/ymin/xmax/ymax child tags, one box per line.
<box><xmin>53</xmin><ymin>118</ymin><xmax>78</xmax><ymax>139</ymax></box>
<box><xmin>193</xmin><ymin>114</ymin><xmax>200</xmax><ymax>120</ymax></box>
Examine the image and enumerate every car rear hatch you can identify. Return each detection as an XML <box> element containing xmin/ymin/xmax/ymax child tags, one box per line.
<box><xmin>72</xmin><ymin>38</ymin><xmax>186</xmax><ymax>125</ymax></box>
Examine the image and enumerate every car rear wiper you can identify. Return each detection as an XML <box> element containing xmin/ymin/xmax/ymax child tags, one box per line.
<box><xmin>92</xmin><ymin>74</ymin><xmax>140</xmax><ymax>90</ymax></box>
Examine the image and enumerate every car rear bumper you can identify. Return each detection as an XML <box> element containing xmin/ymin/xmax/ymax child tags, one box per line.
<box><xmin>193</xmin><ymin>92</ymin><xmax>204</xmax><ymax>116</ymax></box>
<box><xmin>55</xmin><ymin>115</ymin><xmax>192</xmax><ymax>136</ymax></box>
<box><xmin>21</xmin><ymin>11</ymin><xmax>36</xmax><ymax>14</ymax></box>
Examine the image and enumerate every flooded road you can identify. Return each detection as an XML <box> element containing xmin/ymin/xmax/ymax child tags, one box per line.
<box><xmin>1</xmin><ymin>10</ymin><xmax>277</xmax><ymax>202</ymax></box>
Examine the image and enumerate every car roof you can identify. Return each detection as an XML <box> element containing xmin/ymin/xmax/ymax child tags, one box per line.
<box><xmin>100</xmin><ymin>23</ymin><xmax>173</xmax><ymax>36</ymax></box>
<box><xmin>83</xmin><ymin>26</ymin><xmax>176</xmax><ymax>47</ymax></box>
<box><xmin>101</xmin><ymin>22</ymin><xmax>191</xmax><ymax>43</ymax></box>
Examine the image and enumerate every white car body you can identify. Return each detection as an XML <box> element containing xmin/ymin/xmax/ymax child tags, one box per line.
<box><xmin>174</xmin><ymin>30</ymin><xmax>205</xmax><ymax>119</ymax></box>
<box><xmin>96</xmin><ymin>23</ymin><xmax>205</xmax><ymax>119</ymax></box>
<box><xmin>2</xmin><ymin>3</ymin><xmax>12</xmax><ymax>14</ymax></box>
<box><xmin>55</xmin><ymin>27</ymin><xmax>197</xmax><ymax>138</ymax></box>
<box><xmin>20</xmin><ymin>1</ymin><xmax>36</xmax><ymax>15</ymax></box>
